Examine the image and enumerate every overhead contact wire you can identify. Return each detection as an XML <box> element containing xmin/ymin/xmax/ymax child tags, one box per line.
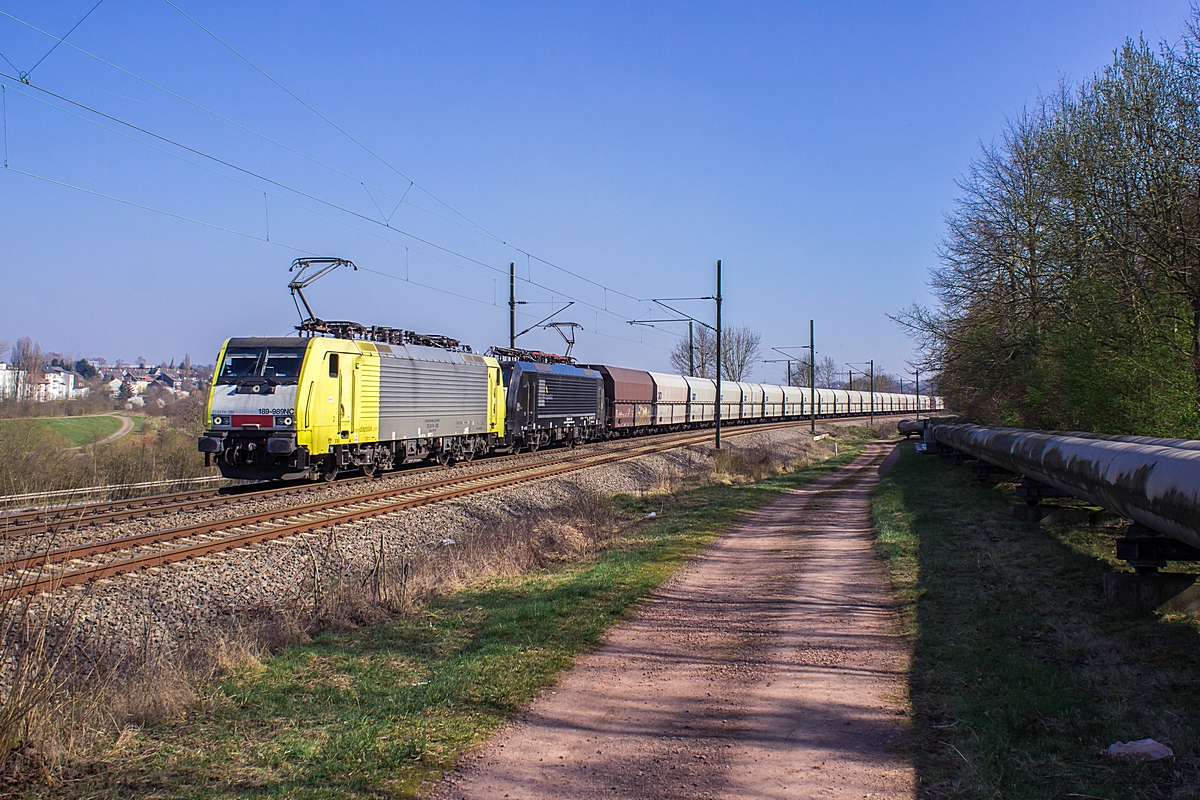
<box><xmin>161</xmin><ymin>0</ymin><xmax>494</xmax><ymax>240</ymax></box>
<box><xmin>23</xmin><ymin>0</ymin><xmax>106</xmax><ymax>81</ymax></box>
<box><xmin>2</xmin><ymin>6</ymin><xmax>660</xmax><ymax>323</ymax></box>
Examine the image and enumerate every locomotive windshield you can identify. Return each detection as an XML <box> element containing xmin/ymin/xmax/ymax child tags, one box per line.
<box><xmin>217</xmin><ymin>346</ymin><xmax>306</xmax><ymax>384</ymax></box>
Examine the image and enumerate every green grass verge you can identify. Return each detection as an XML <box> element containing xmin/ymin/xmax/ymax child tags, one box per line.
<box><xmin>873</xmin><ymin>442</ymin><xmax>1200</xmax><ymax>798</ymax></box>
<box><xmin>61</xmin><ymin>444</ymin><xmax>866</xmax><ymax>799</ymax></box>
<box><xmin>0</xmin><ymin>414</ymin><xmax>123</xmax><ymax>447</ymax></box>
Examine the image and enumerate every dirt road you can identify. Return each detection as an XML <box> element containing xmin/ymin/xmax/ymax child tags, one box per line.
<box><xmin>434</xmin><ymin>442</ymin><xmax>913</xmax><ymax>800</ymax></box>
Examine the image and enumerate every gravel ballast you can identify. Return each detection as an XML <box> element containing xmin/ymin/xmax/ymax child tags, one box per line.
<box><xmin>30</xmin><ymin>422</ymin><xmax>881</xmax><ymax>661</ymax></box>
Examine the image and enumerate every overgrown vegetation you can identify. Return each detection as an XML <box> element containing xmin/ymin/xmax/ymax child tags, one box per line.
<box><xmin>2</xmin><ymin>433</ymin><xmax>866</xmax><ymax>797</ymax></box>
<box><xmin>873</xmin><ymin>442</ymin><xmax>1200</xmax><ymax>797</ymax></box>
<box><xmin>898</xmin><ymin>13</ymin><xmax>1200</xmax><ymax>437</ymax></box>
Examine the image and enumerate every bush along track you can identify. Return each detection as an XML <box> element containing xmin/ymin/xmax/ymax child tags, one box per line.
<box><xmin>872</xmin><ymin>441</ymin><xmax>1200</xmax><ymax>799</ymax></box>
<box><xmin>40</xmin><ymin>441</ymin><xmax>869</xmax><ymax>799</ymax></box>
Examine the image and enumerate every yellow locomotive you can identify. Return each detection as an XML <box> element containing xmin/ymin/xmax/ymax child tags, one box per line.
<box><xmin>199</xmin><ymin>328</ymin><xmax>506</xmax><ymax>481</ymax></box>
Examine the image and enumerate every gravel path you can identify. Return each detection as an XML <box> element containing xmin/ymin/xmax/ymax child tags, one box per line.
<box><xmin>434</xmin><ymin>441</ymin><xmax>913</xmax><ymax>800</ymax></box>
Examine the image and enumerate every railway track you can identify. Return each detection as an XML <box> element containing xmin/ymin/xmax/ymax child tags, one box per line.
<box><xmin>0</xmin><ymin>469</ymin><xmax>403</xmax><ymax>539</ymax></box>
<box><xmin>3</xmin><ymin>420</ymin><xmax>814</xmax><ymax>597</ymax></box>
<box><xmin>0</xmin><ymin>413</ymin><xmax>905</xmax><ymax>540</ymax></box>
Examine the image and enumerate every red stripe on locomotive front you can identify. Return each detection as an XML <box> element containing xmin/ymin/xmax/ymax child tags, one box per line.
<box><xmin>232</xmin><ymin>414</ymin><xmax>273</xmax><ymax>428</ymax></box>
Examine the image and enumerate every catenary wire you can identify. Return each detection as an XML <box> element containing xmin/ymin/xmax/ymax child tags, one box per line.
<box><xmin>161</xmin><ymin>0</ymin><xmax>498</xmax><ymax>241</ymax></box>
<box><xmin>160</xmin><ymin>1</ymin><xmax>650</xmax><ymax>308</ymax></box>
<box><xmin>0</xmin><ymin>71</ymin><xmax>662</xmax><ymax>336</ymax></box>
<box><xmin>1</xmin><ymin>6</ymin><xmax>655</xmax><ymax>315</ymax></box>
<box><xmin>0</xmin><ymin>167</ymin><xmax>521</xmax><ymax>314</ymax></box>
<box><xmin>0</xmin><ymin>155</ymin><xmax>664</xmax><ymax>350</ymax></box>
<box><xmin>3</xmin><ymin>165</ymin><xmax>307</xmax><ymax>252</ymax></box>
<box><xmin>23</xmin><ymin>0</ymin><xmax>106</xmax><ymax>80</ymax></box>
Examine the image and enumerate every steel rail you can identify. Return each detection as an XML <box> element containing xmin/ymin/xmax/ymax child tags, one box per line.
<box><xmin>932</xmin><ymin>423</ymin><xmax>1200</xmax><ymax>549</ymax></box>
<box><xmin>1</xmin><ymin>470</ymin><xmax>393</xmax><ymax>538</ymax></box>
<box><xmin>3</xmin><ymin>439</ymin><xmax>668</xmax><ymax>572</ymax></box>
<box><xmin>1</xmin><ymin>410</ymin><xmax>906</xmax><ymax>538</ymax></box>
<box><xmin>7</xmin><ymin>420</ymin><xmax>811</xmax><ymax>596</ymax></box>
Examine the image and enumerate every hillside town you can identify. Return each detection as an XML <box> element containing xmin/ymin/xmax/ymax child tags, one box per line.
<box><xmin>0</xmin><ymin>338</ymin><xmax>211</xmax><ymax>410</ymax></box>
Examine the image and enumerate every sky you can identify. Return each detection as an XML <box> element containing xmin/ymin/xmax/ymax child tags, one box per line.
<box><xmin>0</xmin><ymin>1</ymin><xmax>1193</xmax><ymax>384</ymax></box>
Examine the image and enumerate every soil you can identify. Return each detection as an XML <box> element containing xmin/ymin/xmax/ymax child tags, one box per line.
<box><xmin>432</xmin><ymin>441</ymin><xmax>913</xmax><ymax>800</ymax></box>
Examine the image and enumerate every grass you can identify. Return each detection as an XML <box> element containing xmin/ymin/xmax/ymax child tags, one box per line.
<box><xmin>872</xmin><ymin>442</ymin><xmax>1200</xmax><ymax>798</ymax></box>
<box><xmin>0</xmin><ymin>414</ymin><xmax>123</xmax><ymax>448</ymax></box>
<box><xmin>42</xmin><ymin>441</ymin><xmax>867</xmax><ymax>799</ymax></box>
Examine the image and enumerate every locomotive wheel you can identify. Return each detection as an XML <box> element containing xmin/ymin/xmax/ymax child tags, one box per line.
<box><xmin>322</xmin><ymin>465</ymin><xmax>338</xmax><ymax>483</ymax></box>
<box><xmin>528</xmin><ymin>438</ymin><xmax>540</xmax><ymax>453</ymax></box>
<box><xmin>436</xmin><ymin>451</ymin><xmax>452</xmax><ymax>467</ymax></box>
<box><xmin>361</xmin><ymin>462</ymin><xmax>377</xmax><ymax>478</ymax></box>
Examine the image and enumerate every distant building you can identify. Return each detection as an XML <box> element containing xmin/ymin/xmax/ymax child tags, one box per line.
<box><xmin>154</xmin><ymin>370</ymin><xmax>182</xmax><ymax>390</ymax></box>
<box><xmin>0</xmin><ymin>363</ymin><xmax>23</xmax><ymax>400</ymax></box>
<box><xmin>31</xmin><ymin>367</ymin><xmax>77</xmax><ymax>402</ymax></box>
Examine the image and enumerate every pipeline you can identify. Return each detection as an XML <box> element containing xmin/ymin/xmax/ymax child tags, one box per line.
<box><xmin>928</xmin><ymin>422</ymin><xmax>1200</xmax><ymax>550</ymax></box>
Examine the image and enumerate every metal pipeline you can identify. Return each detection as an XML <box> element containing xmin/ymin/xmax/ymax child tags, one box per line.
<box><xmin>931</xmin><ymin>423</ymin><xmax>1200</xmax><ymax>550</ymax></box>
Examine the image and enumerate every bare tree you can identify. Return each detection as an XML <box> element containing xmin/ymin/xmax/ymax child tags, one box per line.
<box><xmin>848</xmin><ymin>371</ymin><xmax>900</xmax><ymax>392</ymax></box>
<box><xmin>11</xmin><ymin>338</ymin><xmax>42</xmax><ymax>401</ymax></box>
<box><xmin>720</xmin><ymin>325</ymin><xmax>762</xmax><ymax>381</ymax></box>
<box><xmin>814</xmin><ymin>356</ymin><xmax>838</xmax><ymax>388</ymax></box>
<box><xmin>11</xmin><ymin>338</ymin><xmax>41</xmax><ymax>376</ymax></box>
<box><xmin>667</xmin><ymin>324</ymin><xmax>762</xmax><ymax>380</ymax></box>
<box><xmin>668</xmin><ymin>325</ymin><xmax>716</xmax><ymax>377</ymax></box>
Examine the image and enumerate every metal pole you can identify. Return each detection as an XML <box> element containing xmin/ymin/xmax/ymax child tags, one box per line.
<box><xmin>714</xmin><ymin>260</ymin><xmax>723</xmax><ymax>449</ymax></box>
<box><xmin>809</xmin><ymin>319</ymin><xmax>815</xmax><ymax>434</ymax></box>
<box><xmin>509</xmin><ymin>262</ymin><xmax>516</xmax><ymax>349</ymax></box>
<box><xmin>915</xmin><ymin>369</ymin><xmax>920</xmax><ymax>420</ymax></box>
<box><xmin>869</xmin><ymin>359</ymin><xmax>875</xmax><ymax>425</ymax></box>
<box><xmin>688</xmin><ymin>319</ymin><xmax>695</xmax><ymax>377</ymax></box>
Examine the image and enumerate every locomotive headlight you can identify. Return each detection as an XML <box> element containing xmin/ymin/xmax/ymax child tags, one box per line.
<box><xmin>275</xmin><ymin>415</ymin><xmax>293</xmax><ymax>427</ymax></box>
<box><xmin>212</xmin><ymin>416</ymin><xmax>223</xmax><ymax>426</ymax></box>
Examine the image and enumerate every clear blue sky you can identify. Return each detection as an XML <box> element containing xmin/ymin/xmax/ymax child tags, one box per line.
<box><xmin>0</xmin><ymin>1</ymin><xmax>1192</xmax><ymax>382</ymax></box>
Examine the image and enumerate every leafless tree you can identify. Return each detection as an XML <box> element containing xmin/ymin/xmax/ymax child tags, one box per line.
<box><xmin>668</xmin><ymin>325</ymin><xmax>716</xmax><ymax>377</ymax></box>
<box><xmin>720</xmin><ymin>325</ymin><xmax>762</xmax><ymax>381</ymax></box>
<box><xmin>848</xmin><ymin>371</ymin><xmax>900</xmax><ymax>392</ymax></box>
<box><xmin>11</xmin><ymin>337</ymin><xmax>42</xmax><ymax>400</ymax></box>
<box><xmin>814</xmin><ymin>356</ymin><xmax>838</xmax><ymax>388</ymax></box>
<box><xmin>668</xmin><ymin>324</ymin><xmax>762</xmax><ymax>380</ymax></box>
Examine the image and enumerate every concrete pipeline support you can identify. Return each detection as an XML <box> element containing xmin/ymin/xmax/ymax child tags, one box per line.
<box><xmin>930</xmin><ymin>423</ymin><xmax>1200</xmax><ymax>551</ymax></box>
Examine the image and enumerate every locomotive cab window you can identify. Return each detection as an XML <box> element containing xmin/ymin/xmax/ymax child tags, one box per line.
<box><xmin>216</xmin><ymin>346</ymin><xmax>306</xmax><ymax>385</ymax></box>
<box><xmin>328</xmin><ymin>353</ymin><xmax>339</xmax><ymax>378</ymax></box>
<box><xmin>262</xmin><ymin>350</ymin><xmax>303</xmax><ymax>381</ymax></box>
<box><xmin>218</xmin><ymin>350</ymin><xmax>261</xmax><ymax>381</ymax></box>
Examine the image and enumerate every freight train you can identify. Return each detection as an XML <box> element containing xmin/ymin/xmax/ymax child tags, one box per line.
<box><xmin>198</xmin><ymin>323</ymin><xmax>942</xmax><ymax>482</ymax></box>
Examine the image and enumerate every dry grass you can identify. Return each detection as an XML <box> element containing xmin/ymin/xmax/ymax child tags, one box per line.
<box><xmin>710</xmin><ymin>433</ymin><xmax>832</xmax><ymax>483</ymax></box>
<box><xmin>1</xmin><ymin>430</ymin><xmax>860</xmax><ymax>790</ymax></box>
<box><xmin>0</xmin><ymin>493</ymin><xmax>624</xmax><ymax>787</ymax></box>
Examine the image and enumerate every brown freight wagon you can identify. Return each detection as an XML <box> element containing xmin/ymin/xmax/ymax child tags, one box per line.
<box><xmin>588</xmin><ymin>365</ymin><xmax>654</xmax><ymax>431</ymax></box>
